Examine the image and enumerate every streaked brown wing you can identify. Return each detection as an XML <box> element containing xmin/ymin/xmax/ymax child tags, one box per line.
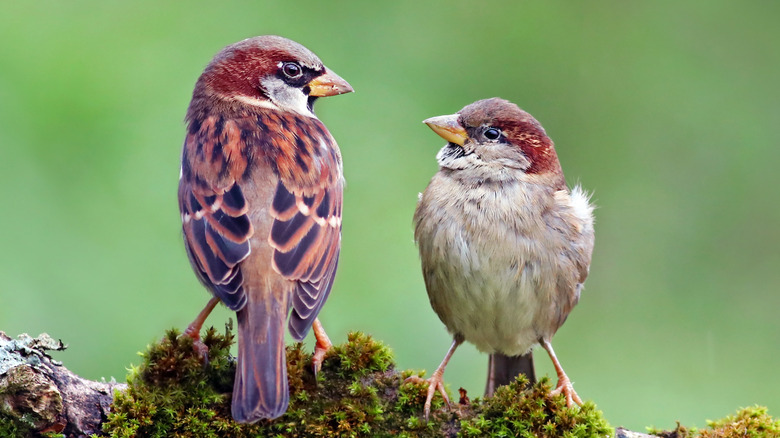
<box><xmin>181</xmin><ymin>110</ymin><xmax>342</xmax><ymax>339</ymax></box>
<box><xmin>266</xmin><ymin>117</ymin><xmax>343</xmax><ymax>341</ymax></box>
<box><xmin>179</xmin><ymin>116</ymin><xmax>253</xmax><ymax>311</ymax></box>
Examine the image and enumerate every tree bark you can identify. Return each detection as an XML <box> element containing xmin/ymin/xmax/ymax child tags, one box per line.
<box><xmin>0</xmin><ymin>332</ymin><xmax>126</xmax><ymax>437</ymax></box>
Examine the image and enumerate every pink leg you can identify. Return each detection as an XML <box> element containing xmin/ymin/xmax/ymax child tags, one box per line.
<box><xmin>541</xmin><ymin>339</ymin><xmax>583</xmax><ymax>407</ymax></box>
<box><xmin>311</xmin><ymin>318</ymin><xmax>333</xmax><ymax>375</ymax></box>
<box><xmin>182</xmin><ymin>297</ymin><xmax>220</xmax><ymax>358</ymax></box>
<box><xmin>405</xmin><ymin>337</ymin><xmax>462</xmax><ymax>419</ymax></box>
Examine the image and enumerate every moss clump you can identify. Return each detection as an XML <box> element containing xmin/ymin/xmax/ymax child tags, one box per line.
<box><xmin>260</xmin><ymin>331</ymin><xmax>442</xmax><ymax>437</ymax></box>
<box><xmin>101</xmin><ymin>326</ymin><xmax>613</xmax><ymax>437</ymax></box>
<box><xmin>648</xmin><ymin>421</ymin><xmax>696</xmax><ymax>438</ymax></box>
<box><xmin>327</xmin><ymin>331</ymin><xmax>395</xmax><ymax>379</ymax></box>
<box><xmin>102</xmin><ymin>327</ymin><xmax>441</xmax><ymax>437</ymax></box>
<box><xmin>0</xmin><ymin>406</ymin><xmax>35</xmax><ymax>438</ymax></box>
<box><xmin>458</xmin><ymin>375</ymin><xmax>612</xmax><ymax>438</ymax></box>
<box><xmin>649</xmin><ymin>406</ymin><xmax>779</xmax><ymax>438</ymax></box>
<box><xmin>700</xmin><ymin>406</ymin><xmax>779</xmax><ymax>438</ymax></box>
<box><xmin>102</xmin><ymin>325</ymin><xmax>251</xmax><ymax>438</ymax></box>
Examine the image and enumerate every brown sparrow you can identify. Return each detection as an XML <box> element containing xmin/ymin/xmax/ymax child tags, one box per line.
<box><xmin>177</xmin><ymin>35</ymin><xmax>352</xmax><ymax>422</ymax></box>
<box><xmin>411</xmin><ymin>98</ymin><xmax>594</xmax><ymax>418</ymax></box>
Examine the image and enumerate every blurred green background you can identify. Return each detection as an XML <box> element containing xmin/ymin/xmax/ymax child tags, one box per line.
<box><xmin>2</xmin><ymin>0</ymin><xmax>779</xmax><ymax>431</ymax></box>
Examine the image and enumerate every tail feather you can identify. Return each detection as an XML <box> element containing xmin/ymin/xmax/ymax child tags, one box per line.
<box><xmin>232</xmin><ymin>299</ymin><xmax>289</xmax><ymax>423</ymax></box>
<box><xmin>485</xmin><ymin>352</ymin><xmax>536</xmax><ymax>397</ymax></box>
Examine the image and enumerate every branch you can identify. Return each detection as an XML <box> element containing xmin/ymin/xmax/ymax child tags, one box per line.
<box><xmin>1</xmin><ymin>328</ymin><xmax>777</xmax><ymax>437</ymax></box>
<box><xmin>0</xmin><ymin>332</ymin><xmax>126</xmax><ymax>436</ymax></box>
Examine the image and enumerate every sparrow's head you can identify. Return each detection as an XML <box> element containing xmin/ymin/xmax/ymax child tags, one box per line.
<box><xmin>424</xmin><ymin>98</ymin><xmax>563</xmax><ymax>185</ymax></box>
<box><xmin>193</xmin><ymin>35</ymin><xmax>353</xmax><ymax>116</ymax></box>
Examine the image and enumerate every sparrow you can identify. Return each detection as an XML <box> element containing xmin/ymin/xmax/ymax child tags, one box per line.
<box><xmin>411</xmin><ymin>98</ymin><xmax>594</xmax><ymax>418</ymax></box>
<box><xmin>177</xmin><ymin>35</ymin><xmax>352</xmax><ymax>423</ymax></box>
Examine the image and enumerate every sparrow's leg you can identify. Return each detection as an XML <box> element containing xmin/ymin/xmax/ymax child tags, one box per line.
<box><xmin>311</xmin><ymin>318</ymin><xmax>332</xmax><ymax>375</ymax></box>
<box><xmin>405</xmin><ymin>336</ymin><xmax>463</xmax><ymax>419</ymax></box>
<box><xmin>540</xmin><ymin>339</ymin><xmax>583</xmax><ymax>407</ymax></box>
<box><xmin>182</xmin><ymin>297</ymin><xmax>220</xmax><ymax>359</ymax></box>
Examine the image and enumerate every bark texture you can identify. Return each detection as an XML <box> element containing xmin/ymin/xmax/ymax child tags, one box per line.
<box><xmin>0</xmin><ymin>332</ymin><xmax>126</xmax><ymax>437</ymax></box>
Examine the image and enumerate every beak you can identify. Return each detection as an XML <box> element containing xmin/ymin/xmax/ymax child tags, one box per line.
<box><xmin>308</xmin><ymin>69</ymin><xmax>354</xmax><ymax>97</ymax></box>
<box><xmin>423</xmin><ymin>114</ymin><xmax>467</xmax><ymax>146</ymax></box>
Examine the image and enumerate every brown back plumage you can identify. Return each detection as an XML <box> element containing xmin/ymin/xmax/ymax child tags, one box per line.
<box><xmin>179</xmin><ymin>35</ymin><xmax>349</xmax><ymax>422</ymax></box>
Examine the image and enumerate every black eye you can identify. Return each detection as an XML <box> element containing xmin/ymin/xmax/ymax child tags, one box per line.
<box><xmin>281</xmin><ymin>62</ymin><xmax>303</xmax><ymax>79</ymax></box>
<box><xmin>484</xmin><ymin>128</ymin><xmax>501</xmax><ymax>140</ymax></box>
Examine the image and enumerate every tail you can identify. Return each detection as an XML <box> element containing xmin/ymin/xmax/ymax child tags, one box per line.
<box><xmin>485</xmin><ymin>352</ymin><xmax>536</xmax><ymax>396</ymax></box>
<box><xmin>232</xmin><ymin>299</ymin><xmax>289</xmax><ymax>423</ymax></box>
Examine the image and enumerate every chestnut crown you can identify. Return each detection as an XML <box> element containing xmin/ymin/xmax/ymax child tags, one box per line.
<box><xmin>425</xmin><ymin>98</ymin><xmax>563</xmax><ymax>184</ymax></box>
<box><xmin>190</xmin><ymin>35</ymin><xmax>352</xmax><ymax>116</ymax></box>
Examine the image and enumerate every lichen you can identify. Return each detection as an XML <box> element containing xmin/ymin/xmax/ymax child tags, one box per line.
<box><xmin>0</xmin><ymin>364</ymin><xmax>65</xmax><ymax>437</ymax></box>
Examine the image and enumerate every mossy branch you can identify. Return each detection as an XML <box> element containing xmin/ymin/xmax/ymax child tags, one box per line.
<box><xmin>1</xmin><ymin>327</ymin><xmax>778</xmax><ymax>437</ymax></box>
<box><xmin>0</xmin><ymin>332</ymin><xmax>126</xmax><ymax>437</ymax></box>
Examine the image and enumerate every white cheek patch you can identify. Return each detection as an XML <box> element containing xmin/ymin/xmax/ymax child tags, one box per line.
<box><xmin>259</xmin><ymin>76</ymin><xmax>314</xmax><ymax>117</ymax></box>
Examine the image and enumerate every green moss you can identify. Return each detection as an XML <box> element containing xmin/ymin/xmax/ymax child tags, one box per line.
<box><xmin>102</xmin><ymin>325</ymin><xmax>250</xmax><ymax>438</ymax></box>
<box><xmin>0</xmin><ymin>406</ymin><xmax>35</xmax><ymax>438</ymax></box>
<box><xmin>265</xmin><ymin>331</ymin><xmax>442</xmax><ymax>438</ymax></box>
<box><xmin>647</xmin><ymin>421</ymin><xmax>696</xmax><ymax>438</ymax></box>
<box><xmin>7</xmin><ymin>328</ymin><xmax>776</xmax><ymax>437</ymax></box>
<box><xmin>649</xmin><ymin>406</ymin><xmax>779</xmax><ymax>438</ymax></box>
<box><xmin>458</xmin><ymin>375</ymin><xmax>613</xmax><ymax>438</ymax></box>
<box><xmin>700</xmin><ymin>406</ymin><xmax>780</xmax><ymax>438</ymax></box>
<box><xmin>101</xmin><ymin>325</ymin><xmax>613</xmax><ymax>437</ymax></box>
<box><xmin>327</xmin><ymin>331</ymin><xmax>395</xmax><ymax>379</ymax></box>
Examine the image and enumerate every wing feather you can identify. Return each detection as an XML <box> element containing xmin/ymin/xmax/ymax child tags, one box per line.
<box><xmin>180</xmin><ymin>111</ymin><xmax>342</xmax><ymax>335</ymax></box>
<box><xmin>266</xmin><ymin>116</ymin><xmax>342</xmax><ymax>341</ymax></box>
<box><xmin>179</xmin><ymin>115</ymin><xmax>253</xmax><ymax>312</ymax></box>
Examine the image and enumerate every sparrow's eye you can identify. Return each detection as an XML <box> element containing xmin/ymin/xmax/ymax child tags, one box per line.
<box><xmin>281</xmin><ymin>62</ymin><xmax>303</xmax><ymax>79</ymax></box>
<box><xmin>484</xmin><ymin>128</ymin><xmax>501</xmax><ymax>140</ymax></box>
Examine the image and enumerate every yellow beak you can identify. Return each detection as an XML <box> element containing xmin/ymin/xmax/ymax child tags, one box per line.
<box><xmin>423</xmin><ymin>114</ymin><xmax>467</xmax><ymax>146</ymax></box>
<box><xmin>308</xmin><ymin>69</ymin><xmax>354</xmax><ymax>97</ymax></box>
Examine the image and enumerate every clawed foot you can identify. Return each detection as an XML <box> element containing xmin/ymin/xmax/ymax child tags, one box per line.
<box><xmin>181</xmin><ymin>297</ymin><xmax>220</xmax><ymax>364</ymax></box>
<box><xmin>311</xmin><ymin>318</ymin><xmax>333</xmax><ymax>376</ymax></box>
<box><xmin>550</xmin><ymin>376</ymin><xmax>583</xmax><ymax>407</ymax></box>
<box><xmin>405</xmin><ymin>337</ymin><xmax>462</xmax><ymax>419</ymax></box>
<box><xmin>404</xmin><ymin>371</ymin><xmax>450</xmax><ymax>419</ymax></box>
<box><xmin>312</xmin><ymin>338</ymin><xmax>332</xmax><ymax>376</ymax></box>
<box><xmin>541</xmin><ymin>339</ymin><xmax>583</xmax><ymax>407</ymax></box>
<box><xmin>182</xmin><ymin>325</ymin><xmax>210</xmax><ymax>364</ymax></box>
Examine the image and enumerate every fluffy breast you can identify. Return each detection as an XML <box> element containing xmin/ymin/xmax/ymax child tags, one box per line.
<box><xmin>414</xmin><ymin>173</ymin><xmax>594</xmax><ymax>355</ymax></box>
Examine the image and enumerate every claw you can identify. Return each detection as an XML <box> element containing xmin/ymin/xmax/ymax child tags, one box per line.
<box><xmin>181</xmin><ymin>297</ymin><xmax>220</xmax><ymax>364</ymax></box>
<box><xmin>311</xmin><ymin>318</ymin><xmax>332</xmax><ymax>376</ymax></box>
<box><xmin>406</xmin><ymin>337</ymin><xmax>462</xmax><ymax>419</ymax></box>
<box><xmin>405</xmin><ymin>371</ymin><xmax>451</xmax><ymax>419</ymax></box>
<box><xmin>541</xmin><ymin>338</ymin><xmax>583</xmax><ymax>407</ymax></box>
<box><xmin>550</xmin><ymin>375</ymin><xmax>583</xmax><ymax>407</ymax></box>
